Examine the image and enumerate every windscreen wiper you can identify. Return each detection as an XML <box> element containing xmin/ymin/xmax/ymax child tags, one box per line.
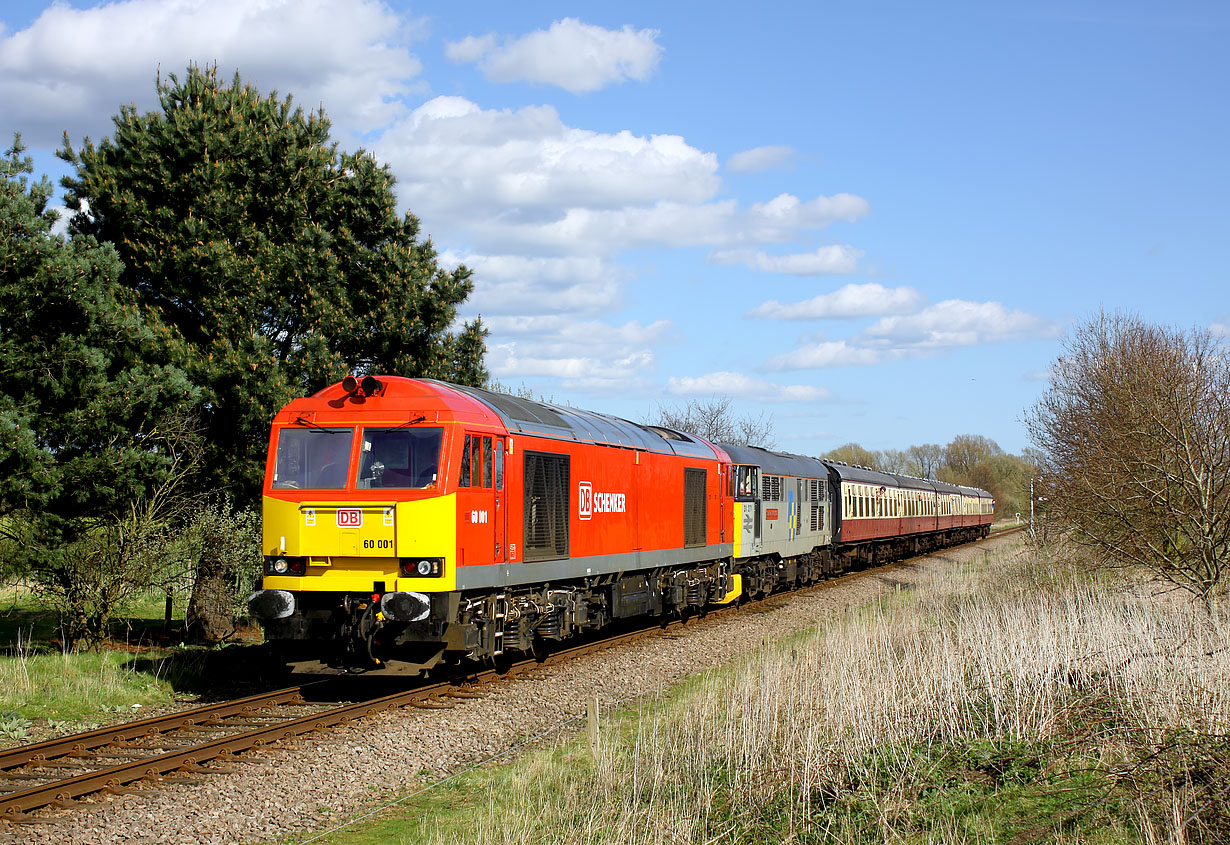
<box><xmin>294</xmin><ymin>415</ymin><xmax>340</xmax><ymax>433</ymax></box>
<box><xmin>391</xmin><ymin>415</ymin><xmax>428</xmax><ymax>429</ymax></box>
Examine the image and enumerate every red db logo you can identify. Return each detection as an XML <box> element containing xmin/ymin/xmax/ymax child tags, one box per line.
<box><xmin>578</xmin><ymin>482</ymin><xmax>592</xmax><ymax>520</ymax></box>
<box><xmin>337</xmin><ymin>508</ymin><xmax>363</xmax><ymax>528</ymax></box>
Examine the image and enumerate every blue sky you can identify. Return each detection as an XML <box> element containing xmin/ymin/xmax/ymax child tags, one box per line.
<box><xmin>3</xmin><ymin>1</ymin><xmax>1226</xmax><ymax>456</ymax></box>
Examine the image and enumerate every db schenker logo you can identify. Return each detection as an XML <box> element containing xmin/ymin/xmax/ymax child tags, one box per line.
<box><xmin>577</xmin><ymin>482</ymin><xmax>625</xmax><ymax>521</ymax></box>
<box><xmin>337</xmin><ymin>508</ymin><xmax>363</xmax><ymax>528</ymax></box>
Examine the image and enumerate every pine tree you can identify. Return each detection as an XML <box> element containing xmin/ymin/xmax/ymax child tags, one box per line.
<box><xmin>0</xmin><ymin>135</ymin><xmax>197</xmax><ymax>526</ymax></box>
<box><xmin>59</xmin><ymin>65</ymin><xmax>487</xmax><ymax>502</ymax></box>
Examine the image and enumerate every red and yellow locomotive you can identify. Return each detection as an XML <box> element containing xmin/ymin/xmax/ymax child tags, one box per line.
<box><xmin>250</xmin><ymin>376</ymin><xmax>736</xmax><ymax>672</ymax></box>
<box><xmin>248</xmin><ymin>376</ymin><xmax>992</xmax><ymax>673</ymax></box>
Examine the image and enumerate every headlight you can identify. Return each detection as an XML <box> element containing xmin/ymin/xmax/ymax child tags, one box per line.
<box><xmin>399</xmin><ymin>557</ymin><xmax>444</xmax><ymax>578</ymax></box>
<box><xmin>265</xmin><ymin>557</ymin><xmax>306</xmax><ymax>576</ymax></box>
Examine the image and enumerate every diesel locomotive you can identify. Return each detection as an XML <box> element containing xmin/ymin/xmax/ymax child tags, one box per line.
<box><xmin>248</xmin><ymin>376</ymin><xmax>994</xmax><ymax>674</ymax></box>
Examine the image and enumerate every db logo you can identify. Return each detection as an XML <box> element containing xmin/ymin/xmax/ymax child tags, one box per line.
<box><xmin>337</xmin><ymin>508</ymin><xmax>363</xmax><ymax>528</ymax></box>
<box><xmin>578</xmin><ymin>482</ymin><xmax>593</xmax><ymax>520</ymax></box>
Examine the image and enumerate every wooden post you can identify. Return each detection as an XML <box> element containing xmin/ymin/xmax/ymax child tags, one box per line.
<box><xmin>587</xmin><ymin>695</ymin><xmax>600</xmax><ymax>756</ymax></box>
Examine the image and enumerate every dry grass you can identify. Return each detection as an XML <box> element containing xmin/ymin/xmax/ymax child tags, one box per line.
<box><xmin>328</xmin><ymin>542</ymin><xmax>1230</xmax><ymax>844</ymax></box>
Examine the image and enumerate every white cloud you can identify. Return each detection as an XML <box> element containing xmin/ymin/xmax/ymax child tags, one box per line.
<box><xmin>487</xmin><ymin>344</ymin><xmax>653</xmax><ymax>381</ymax></box>
<box><xmin>1211</xmin><ymin>322</ymin><xmax>1228</xmax><ymax>338</ymax></box>
<box><xmin>444</xmin><ymin>34</ymin><xmax>496</xmax><ymax>64</ymax></box>
<box><xmin>445</xmin><ymin>18</ymin><xmax>662</xmax><ymax>94</ymax></box>
<box><xmin>726</xmin><ymin>145</ymin><xmax>795</xmax><ymax>174</ymax></box>
<box><xmin>379</xmin><ymin>97</ymin><xmax>719</xmax><ymax>218</ymax></box>
<box><xmin>483</xmin><ymin>317</ymin><xmax>671</xmax><ymax>351</ymax></box>
<box><xmin>712</xmin><ymin>245</ymin><xmax>864</xmax><ymax>276</ymax></box>
<box><xmin>863</xmin><ymin>299</ymin><xmax>1061</xmax><ymax>347</ymax></box>
<box><xmin>443</xmin><ymin>252</ymin><xmax>629</xmax><ymax>317</ymax></box>
<box><xmin>484</xmin><ymin>318</ymin><xmax>670</xmax><ymax>397</ymax></box>
<box><xmin>666</xmin><ymin>372</ymin><xmax>831</xmax><ymax>402</ymax></box>
<box><xmin>456</xmin><ymin>193</ymin><xmax>867</xmax><ymax>256</ymax></box>
<box><xmin>746</xmin><ymin>192</ymin><xmax>871</xmax><ymax>234</ymax></box>
<box><xmin>748</xmin><ymin>283</ymin><xmax>925</xmax><ymax>319</ymax></box>
<box><xmin>765</xmin><ymin>341</ymin><xmax>906</xmax><ymax>371</ymax></box>
<box><xmin>763</xmin><ymin>299</ymin><xmax>1059</xmax><ymax>370</ymax></box>
<box><xmin>377</xmin><ymin>97</ymin><xmax>868</xmax><ymax>256</ymax></box>
<box><xmin>0</xmin><ymin>0</ymin><xmax>421</xmax><ymax>147</ymax></box>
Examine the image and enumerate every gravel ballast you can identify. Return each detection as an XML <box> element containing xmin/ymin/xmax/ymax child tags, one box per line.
<box><xmin>5</xmin><ymin>534</ymin><xmax>1025</xmax><ymax>844</ymax></box>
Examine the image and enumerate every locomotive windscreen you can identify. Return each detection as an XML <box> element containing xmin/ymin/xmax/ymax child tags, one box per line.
<box><xmin>356</xmin><ymin>428</ymin><xmax>443</xmax><ymax>488</ymax></box>
<box><xmin>272</xmin><ymin>427</ymin><xmax>353</xmax><ymax>489</ymax></box>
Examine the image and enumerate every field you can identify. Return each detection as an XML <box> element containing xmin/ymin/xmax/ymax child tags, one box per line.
<box><xmin>312</xmin><ymin>541</ymin><xmax>1230</xmax><ymax>844</ymax></box>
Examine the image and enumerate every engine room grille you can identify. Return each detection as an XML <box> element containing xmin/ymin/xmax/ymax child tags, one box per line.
<box><xmin>810</xmin><ymin>503</ymin><xmax>822</xmax><ymax>532</ymax></box>
<box><xmin>684</xmin><ymin>468</ymin><xmax>707</xmax><ymax>547</ymax></box>
<box><xmin>523</xmin><ymin>452</ymin><xmax>570</xmax><ymax>561</ymax></box>
<box><xmin>809</xmin><ymin>479</ymin><xmax>821</xmax><ymax>501</ymax></box>
<box><xmin>761</xmin><ymin>475</ymin><xmax>781</xmax><ymax>501</ymax></box>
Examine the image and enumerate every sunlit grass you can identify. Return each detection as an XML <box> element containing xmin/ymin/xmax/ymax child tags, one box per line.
<box><xmin>308</xmin><ymin>542</ymin><xmax>1230</xmax><ymax>844</ymax></box>
<box><xmin>0</xmin><ymin>643</ymin><xmax>181</xmax><ymax>725</ymax></box>
<box><xmin>0</xmin><ymin>587</ymin><xmax>201</xmax><ymax>732</ymax></box>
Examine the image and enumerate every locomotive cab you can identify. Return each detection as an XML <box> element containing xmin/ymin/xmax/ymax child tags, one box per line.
<box><xmin>250</xmin><ymin>376</ymin><xmax>507</xmax><ymax>673</ymax></box>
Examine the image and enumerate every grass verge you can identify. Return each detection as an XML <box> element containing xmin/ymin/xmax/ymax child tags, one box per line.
<box><xmin>303</xmin><ymin>541</ymin><xmax>1230</xmax><ymax>844</ymax></box>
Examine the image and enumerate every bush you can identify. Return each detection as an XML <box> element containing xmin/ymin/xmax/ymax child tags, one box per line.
<box><xmin>183</xmin><ymin>499</ymin><xmax>262</xmax><ymax>643</ymax></box>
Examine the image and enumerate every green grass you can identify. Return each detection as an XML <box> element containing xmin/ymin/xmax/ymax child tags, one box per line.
<box><xmin>0</xmin><ymin>587</ymin><xmax>257</xmax><ymax>734</ymax></box>
<box><xmin>0</xmin><ymin>647</ymin><xmax>186</xmax><ymax>724</ymax></box>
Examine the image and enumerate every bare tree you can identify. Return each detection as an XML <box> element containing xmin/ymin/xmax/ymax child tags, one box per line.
<box><xmin>823</xmin><ymin>442</ymin><xmax>881</xmax><ymax>470</ymax></box>
<box><xmin>652</xmin><ymin>397</ymin><xmax>776</xmax><ymax>448</ymax></box>
<box><xmin>906</xmin><ymin>443</ymin><xmax>945</xmax><ymax>479</ymax></box>
<box><xmin>1026</xmin><ymin>312</ymin><xmax>1230</xmax><ymax>613</ymax></box>
<box><xmin>878</xmin><ymin>448</ymin><xmax>912</xmax><ymax>474</ymax></box>
<box><xmin>942</xmin><ymin>434</ymin><xmax>1003</xmax><ymax>478</ymax></box>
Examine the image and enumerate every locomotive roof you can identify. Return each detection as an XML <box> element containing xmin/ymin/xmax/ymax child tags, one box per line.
<box><xmin>718</xmin><ymin>443</ymin><xmax>828</xmax><ymax>479</ymax></box>
<box><xmin>433</xmin><ymin>381</ymin><xmax>722</xmax><ymax>460</ymax></box>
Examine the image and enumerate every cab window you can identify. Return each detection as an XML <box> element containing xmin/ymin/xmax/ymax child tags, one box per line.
<box><xmin>356</xmin><ymin>428</ymin><xmax>443</xmax><ymax>488</ymax></box>
<box><xmin>272</xmin><ymin>427</ymin><xmax>353</xmax><ymax>489</ymax></box>
<box><xmin>735</xmin><ymin>465</ymin><xmax>760</xmax><ymax>498</ymax></box>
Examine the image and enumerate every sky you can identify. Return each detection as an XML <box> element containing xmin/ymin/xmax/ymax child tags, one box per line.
<box><xmin>2</xmin><ymin>0</ymin><xmax>1227</xmax><ymax>457</ymax></box>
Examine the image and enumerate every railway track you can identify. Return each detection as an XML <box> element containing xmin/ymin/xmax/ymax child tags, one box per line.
<box><xmin>0</xmin><ymin>618</ymin><xmax>695</xmax><ymax>822</ymax></box>
<box><xmin>0</xmin><ymin>527</ymin><xmax>1023</xmax><ymax>823</ymax></box>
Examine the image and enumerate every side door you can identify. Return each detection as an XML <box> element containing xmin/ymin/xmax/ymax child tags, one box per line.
<box><xmin>494</xmin><ymin>436</ymin><xmax>506</xmax><ymax>562</ymax></box>
<box><xmin>459</xmin><ymin>433</ymin><xmax>498</xmax><ymax>565</ymax></box>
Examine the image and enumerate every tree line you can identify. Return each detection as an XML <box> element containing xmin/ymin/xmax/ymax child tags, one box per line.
<box><xmin>0</xmin><ymin>65</ymin><xmax>486</xmax><ymax>649</ymax></box>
